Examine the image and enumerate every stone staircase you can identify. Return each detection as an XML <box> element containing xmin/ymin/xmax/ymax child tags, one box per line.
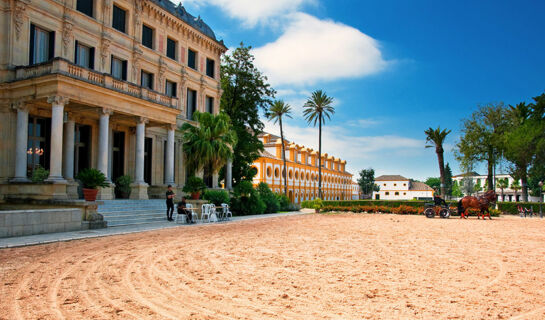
<box><xmin>97</xmin><ymin>200</ymin><xmax>168</xmax><ymax>227</ymax></box>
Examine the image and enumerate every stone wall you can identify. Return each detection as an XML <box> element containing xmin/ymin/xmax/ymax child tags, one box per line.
<box><xmin>0</xmin><ymin>208</ymin><xmax>82</xmax><ymax>238</ymax></box>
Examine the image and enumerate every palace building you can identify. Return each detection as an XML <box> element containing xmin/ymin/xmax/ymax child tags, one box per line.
<box><xmin>0</xmin><ymin>0</ymin><xmax>227</xmax><ymax>201</ymax></box>
<box><xmin>372</xmin><ymin>175</ymin><xmax>434</xmax><ymax>200</ymax></box>
<box><xmin>252</xmin><ymin>133</ymin><xmax>353</xmax><ymax>203</ymax></box>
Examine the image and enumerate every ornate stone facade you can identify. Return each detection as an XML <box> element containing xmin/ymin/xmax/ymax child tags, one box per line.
<box><xmin>0</xmin><ymin>0</ymin><xmax>227</xmax><ymax>202</ymax></box>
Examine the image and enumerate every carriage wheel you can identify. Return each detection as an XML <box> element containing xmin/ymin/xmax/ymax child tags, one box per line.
<box><xmin>424</xmin><ymin>208</ymin><xmax>435</xmax><ymax>218</ymax></box>
<box><xmin>439</xmin><ymin>208</ymin><xmax>450</xmax><ymax>219</ymax></box>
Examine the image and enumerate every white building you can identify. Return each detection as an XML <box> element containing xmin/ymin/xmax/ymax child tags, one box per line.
<box><xmin>351</xmin><ymin>181</ymin><xmax>362</xmax><ymax>200</ymax></box>
<box><xmin>372</xmin><ymin>175</ymin><xmax>434</xmax><ymax>200</ymax></box>
<box><xmin>452</xmin><ymin>173</ymin><xmax>529</xmax><ymax>202</ymax></box>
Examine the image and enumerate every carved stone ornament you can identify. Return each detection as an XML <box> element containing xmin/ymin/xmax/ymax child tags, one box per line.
<box><xmin>101</xmin><ymin>33</ymin><xmax>112</xmax><ymax>69</ymax></box>
<box><xmin>158</xmin><ymin>57</ymin><xmax>167</xmax><ymax>91</ymax></box>
<box><xmin>47</xmin><ymin>96</ymin><xmax>70</xmax><ymax>106</ymax></box>
<box><xmin>132</xmin><ymin>46</ymin><xmax>143</xmax><ymax>81</ymax></box>
<box><xmin>62</xmin><ymin>16</ymin><xmax>74</xmax><ymax>57</ymax></box>
<box><xmin>13</xmin><ymin>0</ymin><xmax>29</xmax><ymax>40</ymax></box>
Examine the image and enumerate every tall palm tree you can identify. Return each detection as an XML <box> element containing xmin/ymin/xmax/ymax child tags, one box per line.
<box><xmin>497</xmin><ymin>178</ymin><xmax>508</xmax><ymax>201</ymax></box>
<box><xmin>425</xmin><ymin>127</ymin><xmax>451</xmax><ymax>197</ymax></box>
<box><xmin>181</xmin><ymin>111</ymin><xmax>237</xmax><ymax>179</ymax></box>
<box><xmin>267</xmin><ymin>100</ymin><xmax>292</xmax><ymax>196</ymax></box>
<box><xmin>303</xmin><ymin>90</ymin><xmax>335</xmax><ymax>199</ymax></box>
<box><xmin>511</xmin><ymin>180</ymin><xmax>521</xmax><ymax>202</ymax></box>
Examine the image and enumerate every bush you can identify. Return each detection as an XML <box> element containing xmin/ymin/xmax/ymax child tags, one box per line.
<box><xmin>230</xmin><ymin>181</ymin><xmax>266</xmax><ymax>216</ymax></box>
<box><xmin>302</xmin><ymin>198</ymin><xmax>323</xmax><ymax>211</ymax></box>
<box><xmin>256</xmin><ymin>182</ymin><xmax>280</xmax><ymax>213</ymax></box>
<box><xmin>114</xmin><ymin>175</ymin><xmax>132</xmax><ymax>198</ymax></box>
<box><xmin>275</xmin><ymin>193</ymin><xmax>292</xmax><ymax>211</ymax></box>
<box><xmin>203</xmin><ymin>189</ymin><xmax>230</xmax><ymax>206</ymax></box>
<box><xmin>497</xmin><ymin>202</ymin><xmax>537</xmax><ymax>215</ymax></box>
<box><xmin>31</xmin><ymin>166</ymin><xmax>49</xmax><ymax>183</ymax></box>
<box><xmin>76</xmin><ymin>168</ymin><xmax>109</xmax><ymax>189</ymax></box>
<box><xmin>182</xmin><ymin>176</ymin><xmax>207</xmax><ymax>195</ymax></box>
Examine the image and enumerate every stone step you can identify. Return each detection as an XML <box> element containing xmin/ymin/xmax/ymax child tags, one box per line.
<box><xmin>101</xmin><ymin>211</ymin><xmax>166</xmax><ymax>218</ymax></box>
<box><xmin>98</xmin><ymin>206</ymin><xmax>166</xmax><ymax>213</ymax></box>
<box><xmin>107</xmin><ymin>217</ymin><xmax>168</xmax><ymax>227</ymax></box>
<box><xmin>98</xmin><ymin>200</ymin><xmax>179</xmax><ymax>227</ymax></box>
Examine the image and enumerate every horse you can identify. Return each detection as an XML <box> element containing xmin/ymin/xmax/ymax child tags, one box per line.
<box><xmin>457</xmin><ymin>190</ymin><xmax>498</xmax><ymax>220</ymax></box>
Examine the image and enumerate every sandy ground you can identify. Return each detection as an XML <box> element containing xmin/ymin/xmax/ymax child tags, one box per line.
<box><xmin>1</xmin><ymin>214</ymin><xmax>545</xmax><ymax>320</ymax></box>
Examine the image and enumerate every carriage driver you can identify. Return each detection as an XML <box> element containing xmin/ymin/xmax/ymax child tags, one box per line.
<box><xmin>434</xmin><ymin>194</ymin><xmax>448</xmax><ymax>207</ymax></box>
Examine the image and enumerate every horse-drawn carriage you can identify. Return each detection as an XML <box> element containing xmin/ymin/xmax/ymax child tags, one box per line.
<box><xmin>423</xmin><ymin>202</ymin><xmax>452</xmax><ymax>218</ymax></box>
<box><xmin>424</xmin><ymin>190</ymin><xmax>498</xmax><ymax>219</ymax></box>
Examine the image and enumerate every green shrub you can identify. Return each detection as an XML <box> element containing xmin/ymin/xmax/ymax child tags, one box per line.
<box><xmin>182</xmin><ymin>176</ymin><xmax>207</xmax><ymax>194</ymax></box>
<box><xmin>76</xmin><ymin>168</ymin><xmax>109</xmax><ymax>189</ymax></box>
<box><xmin>230</xmin><ymin>181</ymin><xmax>266</xmax><ymax>216</ymax></box>
<box><xmin>302</xmin><ymin>198</ymin><xmax>323</xmax><ymax>211</ymax></box>
<box><xmin>256</xmin><ymin>182</ymin><xmax>280</xmax><ymax>213</ymax></box>
<box><xmin>31</xmin><ymin>166</ymin><xmax>49</xmax><ymax>183</ymax></box>
<box><xmin>497</xmin><ymin>202</ymin><xmax>537</xmax><ymax>215</ymax></box>
<box><xmin>114</xmin><ymin>175</ymin><xmax>132</xmax><ymax>197</ymax></box>
<box><xmin>203</xmin><ymin>189</ymin><xmax>230</xmax><ymax>206</ymax></box>
<box><xmin>275</xmin><ymin>193</ymin><xmax>292</xmax><ymax>211</ymax></box>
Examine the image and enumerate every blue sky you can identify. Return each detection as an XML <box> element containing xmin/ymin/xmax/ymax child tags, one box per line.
<box><xmin>179</xmin><ymin>0</ymin><xmax>545</xmax><ymax>181</ymax></box>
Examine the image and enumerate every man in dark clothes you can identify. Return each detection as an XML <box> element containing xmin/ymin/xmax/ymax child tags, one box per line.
<box><xmin>434</xmin><ymin>194</ymin><xmax>448</xmax><ymax>207</ymax></box>
<box><xmin>166</xmin><ymin>185</ymin><xmax>175</xmax><ymax>221</ymax></box>
<box><xmin>177</xmin><ymin>197</ymin><xmax>193</xmax><ymax>223</ymax></box>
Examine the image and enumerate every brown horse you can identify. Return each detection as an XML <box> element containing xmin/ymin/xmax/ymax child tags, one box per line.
<box><xmin>457</xmin><ymin>190</ymin><xmax>498</xmax><ymax>219</ymax></box>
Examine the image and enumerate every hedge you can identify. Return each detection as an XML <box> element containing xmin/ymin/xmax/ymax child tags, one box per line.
<box><xmin>320</xmin><ymin>205</ymin><xmax>501</xmax><ymax>217</ymax></box>
<box><xmin>323</xmin><ymin>200</ymin><xmax>457</xmax><ymax>209</ymax></box>
<box><xmin>497</xmin><ymin>202</ymin><xmax>542</xmax><ymax>215</ymax></box>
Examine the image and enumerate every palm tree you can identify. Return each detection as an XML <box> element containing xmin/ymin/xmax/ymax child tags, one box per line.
<box><xmin>267</xmin><ymin>100</ymin><xmax>292</xmax><ymax>196</ymax></box>
<box><xmin>511</xmin><ymin>180</ymin><xmax>521</xmax><ymax>202</ymax></box>
<box><xmin>425</xmin><ymin>127</ymin><xmax>451</xmax><ymax>197</ymax></box>
<box><xmin>497</xmin><ymin>178</ymin><xmax>508</xmax><ymax>201</ymax></box>
<box><xmin>180</xmin><ymin>111</ymin><xmax>237</xmax><ymax>181</ymax></box>
<box><xmin>303</xmin><ymin>90</ymin><xmax>335</xmax><ymax>199</ymax></box>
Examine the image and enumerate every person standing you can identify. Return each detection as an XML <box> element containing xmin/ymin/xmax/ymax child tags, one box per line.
<box><xmin>166</xmin><ymin>185</ymin><xmax>175</xmax><ymax>221</ymax></box>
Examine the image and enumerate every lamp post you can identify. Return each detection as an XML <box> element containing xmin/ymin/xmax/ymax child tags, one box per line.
<box><xmin>539</xmin><ymin>181</ymin><xmax>543</xmax><ymax>218</ymax></box>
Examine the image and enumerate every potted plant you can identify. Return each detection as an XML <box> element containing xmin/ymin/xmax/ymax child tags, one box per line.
<box><xmin>183</xmin><ymin>176</ymin><xmax>207</xmax><ymax>200</ymax></box>
<box><xmin>312</xmin><ymin>198</ymin><xmax>324</xmax><ymax>213</ymax></box>
<box><xmin>115</xmin><ymin>175</ymin><xmax>132</xmax><ymax>199</ymax></box>
<box><xmin>77</xmin><ymin>168</ymin><xmax>109</xmax><ymax>201</ymax></box>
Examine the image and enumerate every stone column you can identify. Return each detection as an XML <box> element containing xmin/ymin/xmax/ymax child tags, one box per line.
<box><xmin>226</xmin><ymin>158</ymin><xmax>233</xmax><ymax>190</ymax></box>
<box><xmin>12</xmin><ymin>103</ymin><xmax>30</xmax><ymax>182</ymax></box>
<box><xmin>62</xmin><ymin>115</ymin><xmax>75</xmax><ymax>180</ymax></box>
<box><xmin>46</xmin><ymin>96</ymin><xmax>69</xmax><ymax>182</ymax></box>
<box><xmin>130</xmin><ymin>117</ymin><xmax>148</xmax><ymax>199</ymax></box>
<box><xmin>165</xmin><ymin>124</ymin><xmax>175</xmax><ymax>185</ymax></box>
<box><xmin>97</xmin><ymin>109</ymin><xmax>111</xmax><ymax>181</ymax></box>
<box><xmin>108</xmin><ymin>126</ymin><xmax>114</xmax><ymax>181</ymax></box>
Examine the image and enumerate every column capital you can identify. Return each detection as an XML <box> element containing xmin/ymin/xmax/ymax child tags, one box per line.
<box><xmin>99</xmin><ymin>108</ymin><xmax>113</xmax><ymax>116</ymax></box>
<box><xmin>166</xmin><ymin>123</ymin><xmax>177</xmax><ymax>131</ymax></box>
<box><xmin>11</xmin><ymin>100</ymin><xmax>29</xmax><ymax>112</ymax></box>
<box><xmin>47</xmin><ymin>96</ymin><xmax>70</xmax><ymax>106</ymax></box>
<box><xmin>137</xmin><ymin>117</ymin><xmax>148</xmax><ymax>124</ymax></box>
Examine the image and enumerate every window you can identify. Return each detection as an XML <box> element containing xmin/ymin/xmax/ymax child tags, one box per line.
<box><xmin>385</xmin><ymin>192</ymin><xmax>390</xmax><ymax>196</ymax></box>
<box><xmin>186</xmin><ymin>88</ymin><xmax>197</xmax><ymax>120</ymax></box>
<box><xmin>266</xmin><ymin>167</ymin><xmax>272</xmax><ymax>178</ymax></box>
<box><xmin>394</xmin><ymin>183</ymin><xmax>397</xmax><ymax>186</ymax></box>
<box><xmin>395</xmin><ymin>192</ymin><xmax>399</xmax><ymax>196</ymax></box>
<box><xmin>75</xmin><ymin>41</ymin><xmax>94</xmax><ymax>69</ymax></box>
<box><xmin>206</xmin><ymin>96</ymin><xmax>214</xmax><ymax>113</ymax></box>
<box><xmin>110</xmin><ymin>56</ymin><xmax>127</xmax><ymax>80</ymax></box>
<box><xmin>206</xmin><ymin>58</ymin><xmax>215</xmax><ymax>78</ymax></box>
<box><xmin>112</xmin><ymin>5</ymin><xmax>126</xmax><ymax>33</ymax></box>
<box><xmin>77</xmin><ymin>0</ymin><xmax>93</xmax><ymax>17</ymax></box>
<box><xmin>295</xmin><ymin>171</ymin><xmax>299</xmax><ymax>180</ymax></box>
<box><xmin>274</xmin><ymin>168</ymin><xmax>279</xmax><ymax>178</ymax></box>
<box><xmin>142</xmin><ymin>25</ymin><xmax>154</xmax><ymax>49</ymax></box>
<box><xmin>188</xmin><ymin>48</ymin><xmax>197</xmax><ymax>70</ymax></box>
<box><xmin>29</xmin><ymin>25</ymin><xmax>54</xmax><ymax>64</ymax></box>
<box><xmin>141</xmin><ymin>70</ymin><xmax>154</xmax><ymax>90</ymax></box>
<box><xmin>167</xmin><ymin>38</ymin><xmax>176</xmax><ymax>60</ymax></box>
<box><xmin>165</xmin><ymin>80</ymin><xmax>177</xmax><ymax>97</ymax></box>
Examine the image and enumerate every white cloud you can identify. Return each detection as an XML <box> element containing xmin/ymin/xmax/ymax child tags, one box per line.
<box><xmin>179</xmin><ymin>0</ymin><xmax>313</xmax><ymax>27</ymax></box>
<box><xmin>347</xmin><ymin>118</ymin><xmax>383</xmax><ymax>128</ymax></box>
<box><xmin>253</xmin><ymin>13</ymin><xmax>388</xmax><ymax>86</ymax></box>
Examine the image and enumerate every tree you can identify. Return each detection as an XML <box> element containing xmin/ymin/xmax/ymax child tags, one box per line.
<box><xmin>425</xmin><ymin>177</ymin><xmax>441</xmax><ymax>192</ymax></box>
<box><xmin>220</xmin><ymin>43</ymin><xmax>275</xmax><ymax>185</ymax></box>
<box><xmin>303</xmin><ymin>90</ymin><xmax>335</xmax><ymax>199</ymax></box>
<box><xmin>497</xmin><ymin>178</ymin><xmax>509</xmax><ymax>201</ymax></box>
<box><xmin>425</xmin><ymin>127</ymin><xmax>451</xmax><ymax>197</ymax></box>
<box><xmin>266</xmin><ymin>100</ymin><xmax>292</xmax><ymax>196</ymax></box>
<box><xmin>451</xmin><ymin>180</ymin><xmax>463</xmax><ymax>198</ymax></box>
<box><xmin>180</xmin><ymin>111</ymin><xmax>237</xmax><ymax>177</ymax></box>
<box><xmin>461</xmin><ymin>176</ymin><xmax>475</xmax><ymax>196</ymax></box>
<box><xmin>456</xmin><ymin>103</ymin><xmax>508</xmax><ymax>191</ymax></box>
<box><xmin>511</xmin><ymin>179</ymin><xmax>521</xmax><ymax>202</ymax></box>
<box><xmin>474</xmin><ymin>179</ymin><xmax>483</xmax><ymax>195</ymax></box>
<box><xmin>444</xmin><ymin>163</ymin><xmax>453</xmax><ymax>197</ymax></box>
<box><xmin>357</xmin><ymin>168</ymin><xmax>380</xmax><ymax>197</ymax></box>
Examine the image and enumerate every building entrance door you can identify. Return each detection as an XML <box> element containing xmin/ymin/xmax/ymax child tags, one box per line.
<box><xmin>144</xmin><ymin>137</ymin><xmax>152</xmax><ymax>185</ymax></box>
<box><xmin>74</xmin><ymin>125</ymin><xmax>91</xmax><ymax>176</ymax></box>
<box><xmin>112</xmin><ymin>131</ymin><xmax>125</xmax><ymax>182</ymax></box>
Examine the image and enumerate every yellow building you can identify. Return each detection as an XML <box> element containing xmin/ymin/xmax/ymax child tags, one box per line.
<box><xmin>0</xmin><ymin>0</ymin><xmax>227</xmax><ymax>201</ymax></box>
<box><xmin>252</xmin><ymin>133</ymin><xmax>353</xmax><ymax>203</ymax></box>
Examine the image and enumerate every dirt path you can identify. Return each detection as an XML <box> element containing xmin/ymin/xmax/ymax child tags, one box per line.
<box><xmin>1</xmin><ymin>214</ymin><xmax>545</xmax><ymax>319</ymax></box>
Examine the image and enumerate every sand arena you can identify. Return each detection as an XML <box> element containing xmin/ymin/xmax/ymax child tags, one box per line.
<box><xmin>1</xmin><ymin>214</ymin><xmax>545</xmax><ymax>319</ymax></box>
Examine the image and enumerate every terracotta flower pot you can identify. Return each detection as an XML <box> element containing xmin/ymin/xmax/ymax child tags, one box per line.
<box><xmin>83</xmin><ymin>188</ymin><xmax>99</xmax><ymax>202</ymax></box>
<box><xmin>191</xmin><ymin>191</ymin><xmax>201</xmax><ymax>200</ymax></box>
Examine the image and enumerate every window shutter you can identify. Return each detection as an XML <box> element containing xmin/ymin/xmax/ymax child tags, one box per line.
<box><xmin>74</xmin><ymin>40</ymin><xmax>79</xmax><ymax>64</ymax></box>
<box><xmin>110</xmin><ymin>55</ymin><xmax>114</xmax><ymax>75</ymax></box>
<box><xmin>89</xmin><ymin>47</ymin><xmax>95</xmax><ymax>69</ymax></box>
<box><xmin>122</xmin><ymin>60</ymin><xmax>127</xmax><ymax>80</ymax></box>
<box><xmin>29</xmin><ymin>24</ymin><xmax>36</xmax><ymax>64</ymax></box>
<box><xmin>48</xmin><ymin>31</ymin><xmax>55</xmax><ymax>60</ymax></box>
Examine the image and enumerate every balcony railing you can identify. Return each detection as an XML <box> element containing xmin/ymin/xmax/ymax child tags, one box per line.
<box><xmin>15</xmin><ymin>58</ymin><xmax>179</xmax><ymax>109</ymax></box>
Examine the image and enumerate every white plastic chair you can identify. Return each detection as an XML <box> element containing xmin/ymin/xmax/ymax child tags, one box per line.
<box><xmin>174</xmin><ymin>205</ymin><xmax>187</xmax><ymax>224</ymax></box>
<box><xmin>209</xmin><ymin>205</ymin><xmax>218</xmax><ymax>222</ymax></box>
<box><xmin>221</xmin><ymin>203</ymin><xmax>232</xmax><ymax>220</ymax></box>
<box><xmin>201</xmin><ymin>204</ymin><xmax>211</xmax><ymax>223</ymax></box>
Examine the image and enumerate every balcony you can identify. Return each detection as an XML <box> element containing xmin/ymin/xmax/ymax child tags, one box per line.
<box><xmin>14</xmin><ymin>58</ymin><xmax>179</xmax><ymax>109</ymax></box>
